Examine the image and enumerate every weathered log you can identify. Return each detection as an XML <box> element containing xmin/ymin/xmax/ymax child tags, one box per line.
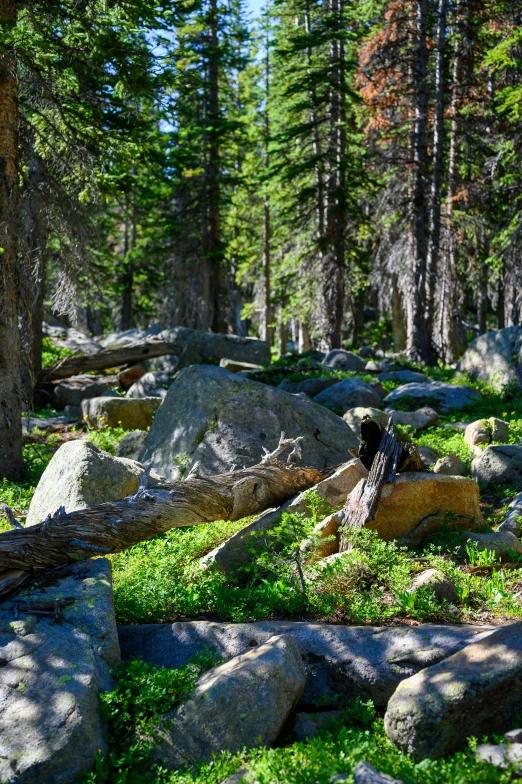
<box><xmin>42</xmin><ymin>328</ymin><xmax>271</xmax><ymax>382</ymax></box>
<box><xmin>0</xmin><ymin>461</ymin><xmax>325</xmax><ymax>600</ymax></box>
<box><xmin>339</xmin><ymin>419</ymin><xmax>403</xmax><ymax>550</ymax></box>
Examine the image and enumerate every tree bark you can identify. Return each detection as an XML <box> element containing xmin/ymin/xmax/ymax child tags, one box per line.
<box><xmin>120</xmin><ymin>195</ymin><xmax>136</xmax><ymax>331</ymax></box>
<box><xmin>0</xmin><ymin>461</ymin><xmax>325</xmax><ymax>600</ymax></box>
<box><xmin>406</xmin><ymin>0</ymin><xmax>434</xmax><ymax>364</ymax></box>
<box><xmin>0</xmin><ymin>0</ymin><xmax>23</xmax><ymax>480</ymax></box>
<box><xmin>426</xmin><ymin>0</ymin><xmax>448</xmax><ymax>340</ymax></box>
<box><xmin>262</xmin><ymin>25</ymin><xmax>274</xmax><ymax>349</ymax></box>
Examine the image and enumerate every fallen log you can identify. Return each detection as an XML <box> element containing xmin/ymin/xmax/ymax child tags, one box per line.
<box><xmin>0</xmin><ymin>460</ymin><xmax>325</xmax><ymax>601</ymax></box>
<box><xmin>42</xmin><ymin>328</ymin><xmax>271</xmax><ymax>382</ymax></box>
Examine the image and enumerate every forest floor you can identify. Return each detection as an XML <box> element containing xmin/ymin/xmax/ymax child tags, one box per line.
<box><xmin>2</xmin><ymin>356</ymin><xmax>522</xmax><ymax>782</ymax></box>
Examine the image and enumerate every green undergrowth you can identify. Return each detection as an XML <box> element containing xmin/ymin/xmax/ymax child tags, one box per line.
<box><xmin>85</xmin><ymin>661</ymin><xmax>512</xmax><ymax>784</ymax></box>
<box><xmin>112</xmin><ymin>518</ymin><xmax>522</xmax><ymax>626</ymax></box>
<box><xmin>85</xmin><ymin>425</ymin><xmax>130</xmax><ymax>455</ymax></box>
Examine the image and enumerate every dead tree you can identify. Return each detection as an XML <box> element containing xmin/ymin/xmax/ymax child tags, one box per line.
<box><xmin>0</xmin><ymin>460</ymin><xmax>326</xmax><ymax>600</ymax></box>
<box><xmin>339</xmin><ymin>417</ymin><xmax>424</xmax><ymax>550</ymax></box>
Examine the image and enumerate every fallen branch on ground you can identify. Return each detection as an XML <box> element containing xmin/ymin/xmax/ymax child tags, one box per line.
<box><xmin>0</xmin><ymin>461</ymin><xmax>326</xmax><ymax>601</ymax></box>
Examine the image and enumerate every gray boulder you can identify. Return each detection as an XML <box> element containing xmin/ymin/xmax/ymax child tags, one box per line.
<box><xmin>26</xmin><ymin>440</ymin><xmax>142</xmax><ymax>526</ymax></box>
<box><xmin>384</xmin><ymin>382</ymin><xmax>481</xmax><ymax>411</ymax></box>
<box><xmin>201</xmin><ymin>460</ymin><xmax>368</xmax><ymax>574</ymax></box>
<box><xmin>322</xmin><ymin>349</ymin><xmax>365</xmax><ymax>372</ymax></box>
<box><xmin>82</xmin><ymin>395</ymin><xmax>162</xmax><ymax>430</ymax></box>
<box><xmin>457</xmin><ymin>326</ymin><xmax>522</xmax><ymax>391</ymax></box>
<box><xmin>99</xmin><ymin>328</ymin><xmax>147</xmax><ymax>348</ymax></box>
<box><xmin>498</xmin><ymin>492</ymin><xmax>522</xmax><ymax>536</ymax></box>
<box><xmin>377</xmin><ymin>370</ymin><xmax>427</xmax><ymax>384</ymax></box>
<box><xmin>22</xmin><ymin>415</ymin><xmax>69</xmax><ymax>433</ymax></box>
<box><xmin>417</xmin><ymin>446</ymin><xmax>440</xmax><ymax>468</ymax></box>
<box><xmin>118</xmin><ymin>621</ymin><xmax>495</xmax><ymax>710</ymax></box>
<box><xmin>277</xmin><ymin>377</ymin><xmax>339</xmax><ymax>397</ymax></box>
<box><xmin>54</xmin><ymin>374</ymin><xmax>118</xmax><ymax>408</ymax></box>
<box><xmin>505</xmin><ymin>728</ymin><xmax>522</xmax><ymax>744</ymax></box>
<box><xmin>475</xmin><ymin>743</ymin><xmax>522</xmax><ymax>773</ymax></box>
<box><xmin>352</xmin><ymin>762</ymin><xmax>403</xmax><ymax>784</ymax></box>
<box><xmin>115</xmin><ymin>430</ymin><xmax>149</xmax><ymax>460</ymax></box>
<box><xmin>386</xmin><ymin>407</ymin><xmax>439</xmax><ymax>432</ymax></box>
<box><xmin>150</xmin><ymin>635</ymin><xmax>305</xmax><ymax>770</ymax></box>
<box><xmin>464</xmin><ymin>417</ymin><xmax>509</xmax><ymax>447</ymax></box>
<box><xmin>0</xmin><ymin>558</ymin><xmax>119</xmax><ymax>784</ymax></box>
<box><xmin>384</xmin><ymin>622</ymin><xmax>522</xmax><ymax>760</ymax></box>
<box><xmin>43</xmin><ymin>322</ymin><xmax>102</xmax><ymax>355</ymax></box>
<box><xmin>139</xmin><ymin>365</ymin><xmax>357</xmax><ymax>480</ymax></box>
<box><xmin>472</xmin><ymin>444</ymin><xmax>522</xmax><ymax>488</ymax></box>
<box><xmin>463</xmin><ymin>530</ymin><xmax>522</xmax><ymax>560</ymax></box>
<box><xmin>314</xmin><ymin>378</ymin><xmax>383</xmax><ymax>412</ymax></box>
<box><xmin>126</xmin><ymin>371</ymin><xmax>167</xmax><ymax>399</ymax></box>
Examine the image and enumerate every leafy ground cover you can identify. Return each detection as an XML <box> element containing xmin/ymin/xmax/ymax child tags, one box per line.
<box><xmin>84</xmin><ymin>659</ymin><xmax>513</xmax><ymax>784</ymax></box>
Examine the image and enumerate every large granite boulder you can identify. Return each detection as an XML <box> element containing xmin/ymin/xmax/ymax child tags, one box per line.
<box><xmin>498</xmin><ymin>492</ymin><xmax>522</xmax><ymax>536</ymax></box>
<box><xmin>471</xmin><ymin>444</ymin><xmax>522</xmax><ymax>488</ymax></box>
<box><xmin>118</xmin><ymin>621</ymin><xmax>495</xmax><ymax>710</ymax></box>
<box><xmin>150</xmin><ymin>634</ymin><xmax>305</xmax><ymax>770</ymax></box>
<box><xmin>26</xmin><ymin>440</ymin><xmax>142</xmax><ymax>526</ymax></box>
<box><xmin>384</xmin><ymin>382</ymin><xmax>481</xmax><ymax>411</ymax></box>
<box><xmin>159</xmin><ymin>327</ymin><xmax>271</xmax><ymax>369</ymax></box>
<box><xmin>115</xmin><ymin>430</ymin><xmax>149</xmax><ymax>460</ymax></box>
<box><xmin>139</xmin><ymin>365</ymin><xmax>358</xmax><ymax>480</ymax></box>
<box><xmin>457</xmin><ymin>326</ymin><xmax>522</xmax><ymax>391</ymax></box>
<box><xmin>384</xmin><ymin>622</ymin><xmax>522</xmax><ymax>760</ymax></box>
<box><xmin>322</xmin><ymin>349</ymin><xmax>365</xmax><ymax>372</ymax></box>
<box><xmin>463</xmin><ymin>530</ymin><xmax>522</xmax><ymax>560</ymax></box>
<box><xmin>82</xmin><ymin>395</ymin><xmax>162</xmax><ymax>430</ymax></box>
<box><xmin>317</xmin><ymin>473</ymin><xmax>482</xmax><ymax>548</ymax></box>
<box><xmin>464</xmin><ymin>417</ymin><xmax>509</xmax><ymax>447</ymax></box>
<box><xmin>377</xmin><ymin>370</ymin><xmax>427</xmax><ymax>384</ymax></box>
<box><xmin>54</xmin><ymin>374</ymin><xmax>118</xmax><ymax>408</ymax></box>
<box><xmin>0</xmin><ymin>558</ymin><xmax>120</xmax><ymax>784</ymax></box>
<box><xmin>201</xmin><ymin>460</ymin><xmax>368</xmax><ymax>574</ymax></box>
<box><xmin>43</xmin><ymin>322</ymin><xmax>102</xmax><ymax>355</ymax></box>
<box><xmin>386</xmin><ymin>407</ymin><xmax>439</xmax><ymax>432</ymax></box>
<box><xmin>314</xmin><ymin>378</ymin><xmax>383</xmax><ymax>412</ymax></box>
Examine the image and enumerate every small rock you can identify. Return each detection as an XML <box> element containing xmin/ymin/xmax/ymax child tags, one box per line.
<box><xmin>410</xmin><ymin>569</ymin><xmax>458</xmax><ymax>604</ymax></box>
<box><xmin>369</xmin><ymin>380</ymin><xmax>386</xmax><ymax>400</ymax></box>
<box><xmin>278</xmin><ymin>377</ymin><xmax>339</xmax><ymax>397</ymax></box>
<box><xmin>433</xmin><ymin>454</ymin><xmax>468</xmax><ymax>476</ymax></box>
<box><xmin>353</xmin><ymin>761</ymin><xmax>404</xmax><ymax>784</ymax></box>
<box><xmin>377</xmin><ymin>370</ymin><xmax>427</xmax><ymax>384</ymax></box>
<box><xmin>417</xmin><ymin>446</ymin><xmax>441</xmax><ymax>467</ymax></box>
<box><xmin>472</xmin><ymin>445</ymin><xmax>522</xmax><ymax>489</ymax></box>
<box><xmin>365</xmin><ymin>360</ymin><xmax>395</xmax><ymax>373</ymax></box>
<box><xmin>387</xmin><ymin>407</ymin><xmax>439</xmax><ymax>432</ymax></box>
<box><xmin>54</xmin><ymin>374</ymin><xmax>118</xmax><ymax>408</ymax></box>
<box><xmin>475</xmin><ymin>742</ymin><xmax>522</xmax><ymax>772</ymax></box>
<box><xmin>127</xmin><ymin>372</ymin><xmax>167</xmax><ymax>398</ymax></box>
<box><xmin>384</xmin><ymin>621</ymin><xmax>522</xmax><ymax>760</ymax></box>
<box><xmin>99</xmin><ymin>328</ymin><xmax>146</xmax><ymax>348</ymax></box>
<box><xmin>150</xmin><ymin>635</ymin><xmax>306</xmax><ymax>770</ymax></box>
<box><xmin>63</xmin><ymin>405</ymin><xmax>82</xmax><ymax>420</ymax></box>
<box><xmin>464</xmin><ymin>418</ymin><xmax>509</xmax><ymax>447</ymax></box>
<box><xmin>314</xmin><ymin>378</ymin><xmax>383</xmax><ymax>411</ymax></box>
<box><xmin>26</xmin><ymin>440</ymin><xmax>142</xmax><ymax>526</ymax></box>
<box><xmin>343</xmin><ymin>407</ymin><xmax>390</xmax><ymax>437</ymax></box>
<box><xmin>43</xmin><ymin>321</ymin><xmax>102</xmax><ymax>355</ymax></box>
<box><xmin>505</xmin><ymin>728</ymin><xmax>522</xmax><ymax>744</ymax></box>
<box><xmin>464</xmin><ymin>530</ymin><xmax>522</xmax><ymax>561</ymax></box>
<box><xmin>292</xmin><ymin>711</ymin><xmax>342</xmax><ymax>741</ymax></box>
<box><xmin>384</xmin><ymin>381</ymin><xmax>481</xmax><ymax>411</ymax></box>
<box><xmin>82</xmin><ymin>396</ymin><xmax>162</xmax><ymax>430</ymax></box>
<box><xmin>358</xmin><ymin>346</ymin><xmax>373</xmax><ymax>358</ymax></box>
<box><xmin>115</xmin><ymin>430</ymin><xmax>149</xmax><ymax>460</ymax></box>
<box><xmin>220</xmin><ymin>770</ymin><xmax>249</xmax><ymax>784</ymax></box>
<box><xmin>21</xmin><ymin>415</ymin><xmax>69</xmax><ymax>433</ymax></box>
<box><xmin>118</xmin><ymin>363</ymin><xmax>147</xmax><ymax>390</ymax></box>
<box><xmin>219</xmin><ymin>359</ymin><xmax>262</xmax><ymax>373</ymax></box>
<box><xmin>322</xmin><ymin>349</ymin><xmax>366</xmax><ymax>372</ymax></box>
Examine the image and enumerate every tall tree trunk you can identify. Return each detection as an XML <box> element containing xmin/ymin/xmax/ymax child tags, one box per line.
<box><xmin>319</xmin><ymin>0</ymin><xmax>346</xmax><ymax>351</ymax></box>
<box><xmin>120</xmin><ymin>195</ymin><xmax>136</xmax><ymax>331</ymax></box>
<box><xmin>0</xmin><ymin>0</ymin><xmax>23</xmax><ymax>480</ymax></box>
<box><xmin>204</xmin><ymin>0</ymin><xmax>222</xmax><ymax>333</ymax></box>
<box><xmin>426</xmin><ymin>0</ymin><xmax>448</xmax><ymax>340</ymax></box>
<box><xmin>262</xmin><ymin>26</ymin><xmax>274</xmax><ymax>348</ymax></box>
<box><xmin>406</xmin><ymin>0</ymin><xmax>433</xmax><ymax>364</ymax></box>
<box><xmin>438</xmin><ymin>0</ymin><xmax>467</xmax><ymax>362</ymax></box>
<box><xmin>20</xmin><ymin>141</ymin><xmax>47</xmax><ymax>407</ymax></box>
<box><xmin>497</xmin><ymin>263</ymin><xmax>506</xmax><ymax>329</ymax></box>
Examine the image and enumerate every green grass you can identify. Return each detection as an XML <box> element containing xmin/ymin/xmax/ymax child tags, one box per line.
<box><xmin>41</xmin><ymin>336</ymin><xmax>75</xmax><ymax>368</ymax></box>
<box><xmin>84</xmin><ymin>660</ymin><xmax>513</xmax><ymax>784</ymax></box>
